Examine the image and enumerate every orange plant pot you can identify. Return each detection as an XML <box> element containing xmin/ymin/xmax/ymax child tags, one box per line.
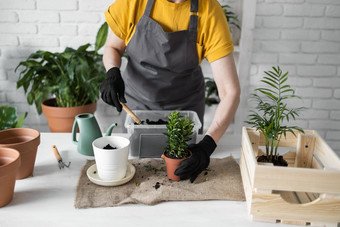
<box><xmin>41</xmin><ymin>98</ymin><xmax>97</xmax><ymax>132</ymax></box>
<box><xmin>161</xmin><ymin>152</ymin><xmax>189</xmax><ymax>181</ymax></box>
<box><xmin>0</xmin><ymin>128</ymin><xmax>40</xmax><ymax>179</ymax></box>
<box><xmin>0</xmin><ymin>147</ymin><xmax>21</xmax><ymax>207</ymax></box>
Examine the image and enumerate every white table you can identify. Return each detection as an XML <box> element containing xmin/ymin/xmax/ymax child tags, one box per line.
<box><xmin>0</xmin><ymin>133</ymin><xmax>297</xmax><ymax>227</ymax></box>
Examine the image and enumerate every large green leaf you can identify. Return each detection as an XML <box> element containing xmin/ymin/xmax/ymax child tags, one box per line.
<box><xmin>0</xmin><ymin>105</ymin><xmax>27</xmax><ymax>130</ymax></box>
<box><xmin>95</xmin><ymin>22</ymin><xmax>108</xmax><ymax>52</ymax></box>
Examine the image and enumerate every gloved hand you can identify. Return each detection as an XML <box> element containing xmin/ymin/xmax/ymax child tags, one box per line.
<box><xmin>174</xmin><ymin>135</ymin><xmax>217</xmax><ymax>183</ymax></box>
<box><xmin>100</xmin><ymin>67</ymin><xmax>126</xmax><ymax>112</ymax></box>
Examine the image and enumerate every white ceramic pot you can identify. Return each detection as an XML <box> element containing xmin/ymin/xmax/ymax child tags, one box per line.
<box><xmin>92</xmin><ymin>136</ymin><xmax>130</xmax><ymax>181</ymax></box>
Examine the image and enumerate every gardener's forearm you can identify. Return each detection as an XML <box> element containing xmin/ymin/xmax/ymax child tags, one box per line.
<box><xmin>206</xmin><ymin>90</ymin><xmax>240</xmax><ymax>143</ymax></box>
<box><xmin>103</xmin><ymin>32</ymin><xmax>126</xmax><ymax>72</ymax></box>
<box><xmin>103</xmin><ymin>46</ymin><xmax>122</xmax><ymax>71</ymax></box>
<box><xmin>206</xmin><ymin>53</ymin><xmax>240</xmax><ymax>144</ymax></box>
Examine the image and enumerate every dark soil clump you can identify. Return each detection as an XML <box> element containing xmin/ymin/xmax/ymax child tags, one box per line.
<box><xmin>154</xmin><ymin>182</ymin><xmax>161</xmax><ymax>190</ymax></box>
<box><xmin>257</xmin><ymin>155</ymin><xmax>288</xmax><ymax>166</ymax></box>
<box><xmin>103</xmin><ymin>144</ymin><xmax>117</xmax><ymax>150</ymax></box>
<box><xmin>135</xmin><ymin>119</ymin><xmax>168</xmax><ymax>125</ymax></box>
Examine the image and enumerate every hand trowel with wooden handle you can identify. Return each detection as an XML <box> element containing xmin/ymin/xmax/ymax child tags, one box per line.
<box><xmin>120</xmin><ymin>102</ymin><xmax>142</xmax><ymax>125</ymax></box>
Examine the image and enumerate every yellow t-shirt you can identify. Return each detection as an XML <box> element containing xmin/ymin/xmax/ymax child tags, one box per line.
<box><xmin>105</xmin><ymin>0</ymin><xmax>233</xmax><ymax>64</ymax></box>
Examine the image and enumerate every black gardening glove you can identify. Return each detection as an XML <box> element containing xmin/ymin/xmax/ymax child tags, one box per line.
<box><xmin>100</xmin><ymin>67</ymin><xmax>126</xmax><ymax>112</ymax></box>
<box><xmin>174</xmin><ymin>135</ymin><xmax>217</xmax><ymax>183</ymax></box>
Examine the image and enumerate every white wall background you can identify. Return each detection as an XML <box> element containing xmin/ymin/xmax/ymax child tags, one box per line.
<box><xmin>0</xmin><ymin>0</ymin><xmax>339</xmax><ymax>153</ymax></box>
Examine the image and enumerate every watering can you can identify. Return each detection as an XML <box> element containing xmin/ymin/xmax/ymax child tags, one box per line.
<box><xmin>72</xmin><ymin>113</ymin><xmax>117</xmax><ymax>157</ymax></box>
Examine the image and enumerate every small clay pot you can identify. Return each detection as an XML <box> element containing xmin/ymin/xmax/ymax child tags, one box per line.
<box><xmin>41</xmin><ymin>98</ymin><xmax>97</xmax><ymax>132</ymax></box>
<box><xmin>161</xmin><ymin>152</ymin><xmax>189</xmax><ymax>181</ymax></box>
<box><xmin>0</xmin><ymin>128</ymin><xmax>40</xmax><ymax>179</ymax></box>
<box><xmin>0</xmin><ymin>147</ymin><xmax>21</xmax><ymax>207</ymax></box>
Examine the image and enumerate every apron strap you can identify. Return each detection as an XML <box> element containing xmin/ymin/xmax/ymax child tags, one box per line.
<box><xmin>144</xmin><ymin>0</ymin><xmax>155</xmax><ymax>16</ymax></box>
<box><xmin>189</xmin><ymin>0</ymin><xmax>198</xmax><ymax>41</ymax></box>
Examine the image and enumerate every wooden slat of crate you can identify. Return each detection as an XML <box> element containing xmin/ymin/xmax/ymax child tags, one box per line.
<box><xmin>240</xmin><ymin>148</ymin><xmax>340</xmax><ymax>224</ymax></box>
<box><xmin>241</xmin><ymin>127</ymin><xmax>257</xmax><ymax>186</ymax></box>
<box><xmin>295</xmin><ymin>133</ymin><xmax>316</xmax><ymax>168</ymax></box>
<box><xmin>314</xmin><ymin>132</ymin><xmax>340</xmax><ymax>170</ymax></box>
<box><xmin>240</xmin><ymin>148</ymin><xmax>254</xmax><ymax>211</ymax></box>
<box><xmin>254</xmin><ymin>164</ymin><xmax>340</xmax><ymax>194</ymax></box>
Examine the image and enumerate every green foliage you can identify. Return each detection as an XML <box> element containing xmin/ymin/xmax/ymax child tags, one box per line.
<box><xmin>0</xmin><ymin>105</ymin><xmax>27</xmax><ymax>131</ymax></box>
<box><xmin>15</xmin><ymin>22</ymin><xmax>109</xmax><ymax>114</ymax></box>
<box><xmin>205</xmin><ymin>77</ymin><xmax>220</xmax><ymax>106</ymax></box>
<box><xmin>165</xmin><ymin>111</ymin><xmax>194</xmax><ymax>158</ymax></box>
<box><xmin>245</xmin><ymin>66</ymin><xmax>304</xmax><ymax>162</ymax></box>
<box><xmin>221</xmin><ymin>4</ymin><xmax>241</xmax><ymax>31</ymax></box>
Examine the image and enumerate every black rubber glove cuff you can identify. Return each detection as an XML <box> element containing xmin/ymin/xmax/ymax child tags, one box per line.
<box><xmin>199</xmin><ymin>135</ymin><xmax>217</xmax><ymax>156</ymax></box>
<box><xmin>106</xmin><ymin>67</ymin><xmax>120</xmax><ymax>79</ymax></box>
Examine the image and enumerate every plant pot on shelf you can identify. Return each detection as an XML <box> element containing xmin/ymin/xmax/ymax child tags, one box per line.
<box><xmin>161</xmin><ymin>151</ymin><xmax>190</xmax><ymax>181</ymax></box>
<box><xmin>240</xmin><ymin>127</ymin><xmax>340</xmax><ymax>226</ymax></box>
<box><xmin>0</xmin><ymin>128</ymin><xmax>40</xmax><ymax>179</ymax></box>
<box><xmin>0</xmin><ymin>147</ymin><xmax>20</xmax><ymax>207</ymax></box>
<box><xmin>42</xmin><ymin>98</ymin><xmax>96</xmax><ymax>132</ymax></box>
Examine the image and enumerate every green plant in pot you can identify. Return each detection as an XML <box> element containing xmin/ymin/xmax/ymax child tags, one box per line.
<box><xmin>205</xmin><ymin>77</ymin><xmax>220</xmax><ymax>106</ymax></box>
<box><xmin>245</xmin><ymin>66</ymin><xmax>304</xmax><ymax>166</ymax></box>
<box><xmin>15</xmin><ymin>22</ymin><xmax>109</xmax><ymax>132</ymax></box>
<box><xmin>0</xmin><ymin>105</ymin><xmax>27</xmax><ymax>131</ymax></box>
<box><xmin>221</xmin><ymin>4</ymin><xmax>241</xmax><ymax>31</ymax></box>
<box><xmin>161</xmin><ymin>110</ymin><xmax>194</xmax><ymax>181</ymax></box>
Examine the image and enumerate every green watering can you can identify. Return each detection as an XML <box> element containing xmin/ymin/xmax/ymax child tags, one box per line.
<box><xmin>72</xmin><ymin>113</ymin><xmax>117</xmax><ymax>156</ymax></box>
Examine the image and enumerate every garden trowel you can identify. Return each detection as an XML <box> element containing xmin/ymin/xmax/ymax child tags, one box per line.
<box><xmin>120</xmin><ymin>102</ymin><xmax>142</xmax><ymax>125</ymax></box>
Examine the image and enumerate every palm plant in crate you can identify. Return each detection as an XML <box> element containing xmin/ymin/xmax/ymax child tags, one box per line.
<box><xmin>245</xmin><ymin>66</ymin><xmax>304</xmax><ymax>165</ymax></box>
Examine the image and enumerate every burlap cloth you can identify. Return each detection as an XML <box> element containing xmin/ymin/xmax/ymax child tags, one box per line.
<box><xmin>74</xmin><ymin>156</ymin><xmax>245</xmax><ymax>208</ymax></box>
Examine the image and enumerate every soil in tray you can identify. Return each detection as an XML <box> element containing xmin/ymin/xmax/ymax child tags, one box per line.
<box><xmin>134</xmin><ymin>119</ymin><xmax>168</xmax><ymax>125</ymax></box>
<box><xmin>257</xmin><ymin>155</ymin><xmax>288</xmax><ymax>166</ymax></box>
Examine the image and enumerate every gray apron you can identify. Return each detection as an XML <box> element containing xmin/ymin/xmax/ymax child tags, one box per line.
<box><xmin>123</xmin><ymin>0</ymin><xmax>205</xmax><ymax>127</ymax></box>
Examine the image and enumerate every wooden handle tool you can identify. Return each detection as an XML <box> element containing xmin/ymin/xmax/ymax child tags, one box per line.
<box><xmin>52</xmin><ymin>145</ymin><xmax>71</xmax><ymax>169</ymax></box>
<box><xmin>120</xmin><ymin>102</ymin><xmax>142</xmax><ymax>124</ymax></box>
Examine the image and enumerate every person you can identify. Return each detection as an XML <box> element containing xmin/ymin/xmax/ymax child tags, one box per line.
<box><xmin>100</xmin><ymin>0</ymin><xmax>241</xmax><ymax>183</ymax></box>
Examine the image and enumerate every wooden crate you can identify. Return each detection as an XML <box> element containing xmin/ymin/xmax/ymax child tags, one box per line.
<box><xmin>240</xmin><ymin>127</ymin><xmax>340</xmax><ymax>227</ymax></box>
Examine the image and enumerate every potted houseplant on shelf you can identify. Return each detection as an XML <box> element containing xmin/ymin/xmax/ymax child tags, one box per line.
<box><xmin>204</xmin><ymin>77</ymin><xmax>220</xmax><ymax>107</ymax></box>
<box><xmin>0</xmin><ymin>105</ymin><xmax>27</xmax><ymax>131</ymax></box>
<box><xmin>221</xmin><ymin>4</ymin><xmax>241</xmax><ymax>45</ymax></box>
<box><xmin>240</xmin><ymin>66</ymin><xmax>340</xmax><ymax>225</ymax></box>
<box><xmin>245</xmin><ymin>66</ymin><xmax>304</xmax><ymax>166</ymax></box>
<box><xmin>14</xmin><ymin>22</ymin><xmax>109</xmax><ymax>132</ymax></box>
<box><xmin>161</xmin><ymin>110</ymin><xmax>194</xmax><ymax>181</ymax></box>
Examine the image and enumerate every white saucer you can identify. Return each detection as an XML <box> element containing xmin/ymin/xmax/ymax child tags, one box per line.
<box><xmin>87</xmin><ymin>162</ymin><xmax>136</xmax><ymax>187</ymax></box>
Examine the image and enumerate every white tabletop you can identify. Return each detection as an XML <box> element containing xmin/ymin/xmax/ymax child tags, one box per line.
<box><xmin>0</xmin><ymin>133</ymin><xmax>297</xmax><ymax>227</ymax></box>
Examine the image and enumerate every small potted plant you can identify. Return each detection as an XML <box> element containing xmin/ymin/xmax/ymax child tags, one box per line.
<box><xmin>14</xmin><ymin>22</ymin><xmax>108</xmax><ymax>132</ymax></box>
<box><xmin>0</xmin><ymin>105</ymin><xmax>27</xmax><ymax>131</ymax></box>
<box><xmin>245</xmin><ymin>66</ymin><xmax>304</xmax><ymax>166</ymax></box>
<box><xmin>161</xmin><ymin>111</ymin><xmax>194</xmax><ymax>181</ymax></box>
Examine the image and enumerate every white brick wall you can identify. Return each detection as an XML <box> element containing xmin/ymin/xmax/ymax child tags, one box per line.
<box><xmin>0</xmin><ymin>0</ymin><xmax>111</xmax><ymax>131</ymax></box>
<box><xmin>0</xmin><ymin>0</ymin><xmax>339</xmax><ymax>154</ymax></box>
<box><xmin>251</xmin><ymin>0</ymin><xmax>340</xmax><ymax>153</ymax></box>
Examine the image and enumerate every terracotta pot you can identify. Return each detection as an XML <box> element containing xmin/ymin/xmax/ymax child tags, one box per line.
<box><xmin>161</xmin><ymin>151</ymin><xmax>189</xmax><ymax>181</ymax></box>
<box><xmin>41</xmin><ymin>98</ymin><xmax>97</xmax><ymax>132</ymax></box>
<box><xmin>0</xmin><ymin>128</ymin><xmax>40</xmax><ymax>179</ymax></box>
<box><xmin>0</xmin><ymin>147</ymin><xmax>21</xmax><ymax>207</ymax></box>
